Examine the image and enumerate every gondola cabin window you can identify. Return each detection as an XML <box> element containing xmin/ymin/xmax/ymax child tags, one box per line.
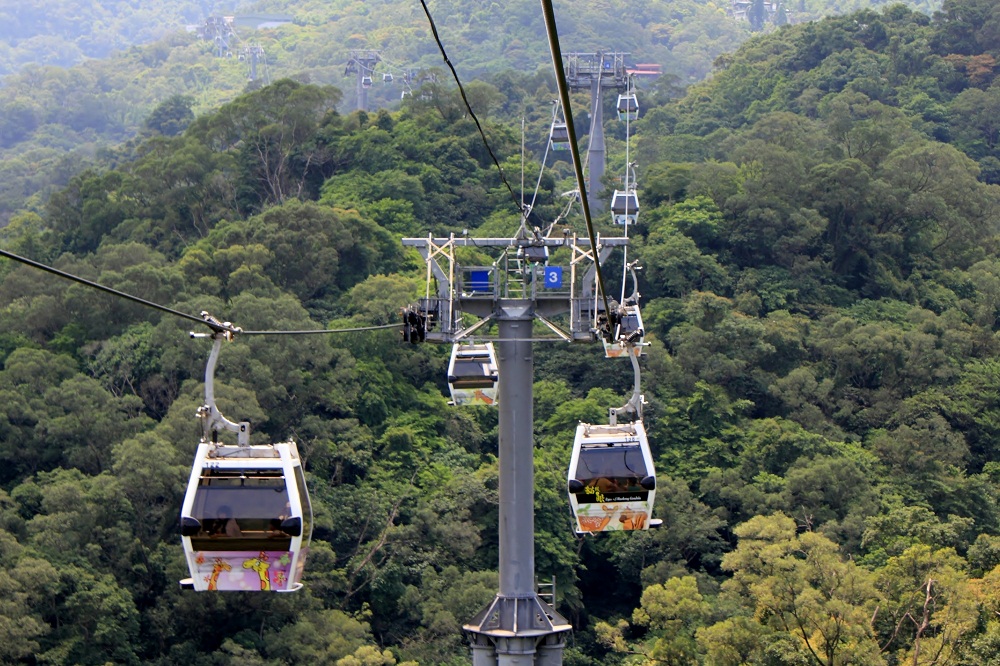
<box><xmin>293</xmin><ymin>464</ymin><xmax>312</xmax><ymax>542</ymax></box>
<box><xmin>451</xmin><ymin>358</ymin><xmax>496</xmax><ymax>388</ymax></box>
<box><xmin>572</xmin><ymin>445</ymin><xmax>649</xmax><ymax>503</ymax></box>
<box><xmin>188</xmin><ymin>468</ymin><xmax>293</xmax><ymax>551</ymax></box>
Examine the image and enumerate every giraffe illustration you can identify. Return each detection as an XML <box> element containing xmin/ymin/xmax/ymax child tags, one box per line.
<box><xmin>619</xmin><ymin>510</ymin><xmax>647</xmax><ymax>530</ymax></box>
<box><xmin>243</xmin><ymin>552</ymin><xmax>272</xmax><ymax>591</ymax></box>
<box><xmin>473</xmin><ymin>389</ymin><xmax>495</xmax><ymax>405</ymax></box>
<box><xmin>207</xmin><ymin>558</ymin><xmax>232</xmax><ymax>590</ymax></box>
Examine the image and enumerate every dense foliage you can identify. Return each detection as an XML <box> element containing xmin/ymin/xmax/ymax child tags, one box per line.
<box><xmin>4</xmin><ymin>0</ymin><xmax>1000</xmax><ymax>664</ymax></box>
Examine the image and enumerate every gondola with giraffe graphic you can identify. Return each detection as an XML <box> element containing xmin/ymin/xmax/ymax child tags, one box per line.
<box><xmin>179</xmin><ymin>317</ymin><xmax>312</xmax><ymax>592</ymax></box>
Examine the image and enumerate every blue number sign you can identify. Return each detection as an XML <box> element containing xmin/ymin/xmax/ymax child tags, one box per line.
<box><xmin>544</xmin><ymin>266</ymin><xmax>563</xmax><ymax>289</ymax></box>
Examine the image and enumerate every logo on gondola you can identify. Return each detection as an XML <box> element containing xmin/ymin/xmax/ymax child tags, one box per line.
<box><xmin>544</xmin><ymin>266</ymin><xmax>562</xmax><ymax>288</ymax></box>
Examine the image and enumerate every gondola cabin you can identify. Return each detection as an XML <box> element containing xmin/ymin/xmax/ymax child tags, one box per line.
<box><xmin>611</xmin><ymin>189</ymin><xmax>639</xmax><ymax>226</ymax></box>
<box><xmin>180</xmin><ymin>441</ymin><xmax>312</xmax><ymax>591</ymax></box>
<box><xmin>448</xmin><ymin>342</ymin><xmax>499</xmax><ymax>406</ymax></box>
<box><xmin>549</xmin><ymin>122</ymin><xmax>570</xmax><ymax>151</ymax></box>
<box><xmin>617</xmin><ymin>93</ymin><xmax>639</xmax><ymax>121</ymax></box>
<box><xmin>362</xmin><ymin>75</ymin><xmax>373</xmax><ymax>88</ymax></box>
<box><xmin>604</xmin><ymin>303</ymin><xmax>645</xmax><ymax>358</ymax></box>
<box><xmin>567</xmin><ymin>421</ymin><xmax>656</xmax><ymax>533</ymax></box>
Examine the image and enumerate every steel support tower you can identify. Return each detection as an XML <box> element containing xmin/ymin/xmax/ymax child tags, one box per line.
<box><xmin>563</xmin><ymin>52</ymin><xmax>630</xmax><ymax>207</ymax></box>
<box><xmin>345</xmin><ymin>50</ymin><xmax>382</xmax><ymax>111</ymax></box>
<box><xmin>202</xmin><ymin>17</ymin><xmax>236</xmax><ymax>58</ymax></box>
<box><xmin>243</xmin><ymin>45</ymin><xmax>265</xmax><ymax>82</ymax></box>
<box><xmin>403</xmin><ymin>234</ymin><xmax>627</xmax><ymax>665</ymax></box>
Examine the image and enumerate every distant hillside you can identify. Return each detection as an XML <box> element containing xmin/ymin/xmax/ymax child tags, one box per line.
<box><xmin>0</xmin><ymin>0</ymin><xmax>946</xmax><ymax>228</ymax></box>
<box><xmin>4</xmin><ymin>5</ymin><xmax>1000</xmax><ymax>664</ymax></box>
<box><xmin>0</xmin><ymin>0</ymin><xmax>212</xmax><ymax>76</ymax></box>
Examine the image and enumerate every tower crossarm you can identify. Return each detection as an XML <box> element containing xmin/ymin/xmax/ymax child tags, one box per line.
<box><xmin>403</xmin><ymin>235</ymin><xmax>625</xmax><ymax>341</ymax></box>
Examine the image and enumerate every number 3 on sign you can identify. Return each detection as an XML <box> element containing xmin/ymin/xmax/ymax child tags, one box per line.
<box><xmin>544</xmin><ymin>266</ymin><xmax>562</xmax><ymax>288</ymax></box>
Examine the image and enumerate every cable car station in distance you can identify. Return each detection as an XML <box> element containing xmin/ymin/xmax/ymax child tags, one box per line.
<box><xmin>401</xmin><ymin>230</ymin><xmax>656</xmax><ymax>665</ymax></box>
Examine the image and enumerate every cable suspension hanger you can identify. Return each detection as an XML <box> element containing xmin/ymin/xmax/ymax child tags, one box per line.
<box><xmin>621</xmin><ymin>89</ymin><xmax>633</xmax><ymax>304</ymax></box>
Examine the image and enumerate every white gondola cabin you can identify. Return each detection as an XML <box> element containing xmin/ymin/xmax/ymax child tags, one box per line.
<box><xmin>362</xmin><ymin>75</ymin><xmax>373</xmax><ymax>88</ymax></box>
<box><xmin>567</xmin><ymin>421</ymin><xmax>656</xmax><ymax>533</ymax></box>
<box><xmin>549</xmin><ymin>122</ymin><xmax>570</xmax><ymax>151</ymax></box>
<box><xmin>179</xmin><ymin>324</ymin><xmax>312</xmax><ymax>592</ymax></box>
<box><xmin>180</xmin><ymin>441</ymin><xmax>312</xmax><ymax>591</ymax></box>
<box><xmin>448</xmin><ymin>342</ymin><xmax>499</xmax><ymax>406</ymax></box>
<box><xmin>611</xmin><ymin>189</ymin><xmax>639</xmax><ymax>226</ymax></box>
<box><xmin>617</xmin><ymin>93</ymin><xmax>639</xmax><ymax>121</ymax></box>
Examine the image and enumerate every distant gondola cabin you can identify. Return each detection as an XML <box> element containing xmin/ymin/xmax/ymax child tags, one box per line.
<box><xmin>611</xmin><ymin>190</ymin><xmax>639</xmax><ymax>226</ymax></box>
<box><xmin>549</xmin><ymin>123</ymin><xmax>570</xmax><ymax>151</ymax></box>
<box><xmin>448</xmin><ymin>342</ymin><xmax>499</xmax><ymax>406</ymax></box>
<box><xmin>617</xmin><ymin>93</ymin><xmax>639</xmax><ymax>121</ymax></box>
<box><xmin>603</xmin><ymin>304</ymin><xmax>645</xmax><ymax>358</ymax></box>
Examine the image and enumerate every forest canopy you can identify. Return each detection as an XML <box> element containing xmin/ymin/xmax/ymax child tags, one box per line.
<box><xmin>4</xmin><ymin>0</ymin><xmax>1000</xmax><ymax>664</ymax></box>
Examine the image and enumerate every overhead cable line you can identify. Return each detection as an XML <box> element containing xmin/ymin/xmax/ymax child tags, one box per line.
<box><xmin>416</xmin><ymin>0</ymin><xmax>525</xmax><ymax>218</ymax></box>
<box><xmin>539</xmin><ymin>0</ymin><xmax>612</xmax><ymax>318</ymax></box>
<box><xmin>241</xmin><ymin>324</ymin><xmax>403</xmax><ymax>335</ymax></box>
<box><xmin>524</xmin><ymin>108</ymin><xmax>555</xmax><ymax>235</ymax></box>
<box><xmin>0</xmin><ymin>248</ymin><xmax>237</xmax><ymax>334</ymax></box>
<box><xmin>0</xmin><ymin>248</ymin><xmax>402</xmax><ymax>336</ymax></box>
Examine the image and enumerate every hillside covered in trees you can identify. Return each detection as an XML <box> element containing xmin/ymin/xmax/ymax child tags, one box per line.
<box><xmin>0</xmin><ymin>0</ymin><xmax>945</xmax><ymax>230</ymax></box>
<box><xmin>4</xmin><ymin>0</ymin><xmax>1000</xmax><ymax>664</ymax></box>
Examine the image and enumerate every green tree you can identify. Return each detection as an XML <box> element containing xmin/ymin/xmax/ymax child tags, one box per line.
<box><xmin>190</xmin><ymin>79</ymin><xmax>342</xmax><ymax>208</ymax></box>
<box><xmin>873</xmin><ymin>544</ymin><xmax>977</xmax><ymax>663</ymax></box>
<box><xmin>717</xmin><ymin>513</ymin><xmax>885</xmax><ymax>665</ymax></box>
<box><xmin>143</xmin><ymin>94</ymin><xmax>195</xmax><ymax>136</ymax></box>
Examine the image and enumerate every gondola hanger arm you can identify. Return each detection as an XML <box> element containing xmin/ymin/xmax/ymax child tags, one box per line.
<box><xmin>191</xmin><ymin>313</ymin><xmax>250</xmax><ymax>446</ymax></box>
<box><xmin>609</xmin><ymin>349</ymin><xmax>644</xmax><ymax>425</ymax></box>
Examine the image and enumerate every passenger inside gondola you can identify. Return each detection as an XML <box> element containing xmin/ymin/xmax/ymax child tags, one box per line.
<box><xmin>211</xmin><ymin>506</ymin><xmax>242</xmax><ymax>537</ymax></box>
<box><xmin>574</xmin><ymin>446</ymin><xmax>649</xmax><ymax>499</ymax></box>
<box><xmin>188</xmin><ymin>469</ymin><xmax>294</xmax><ymax>551</ymax></box>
